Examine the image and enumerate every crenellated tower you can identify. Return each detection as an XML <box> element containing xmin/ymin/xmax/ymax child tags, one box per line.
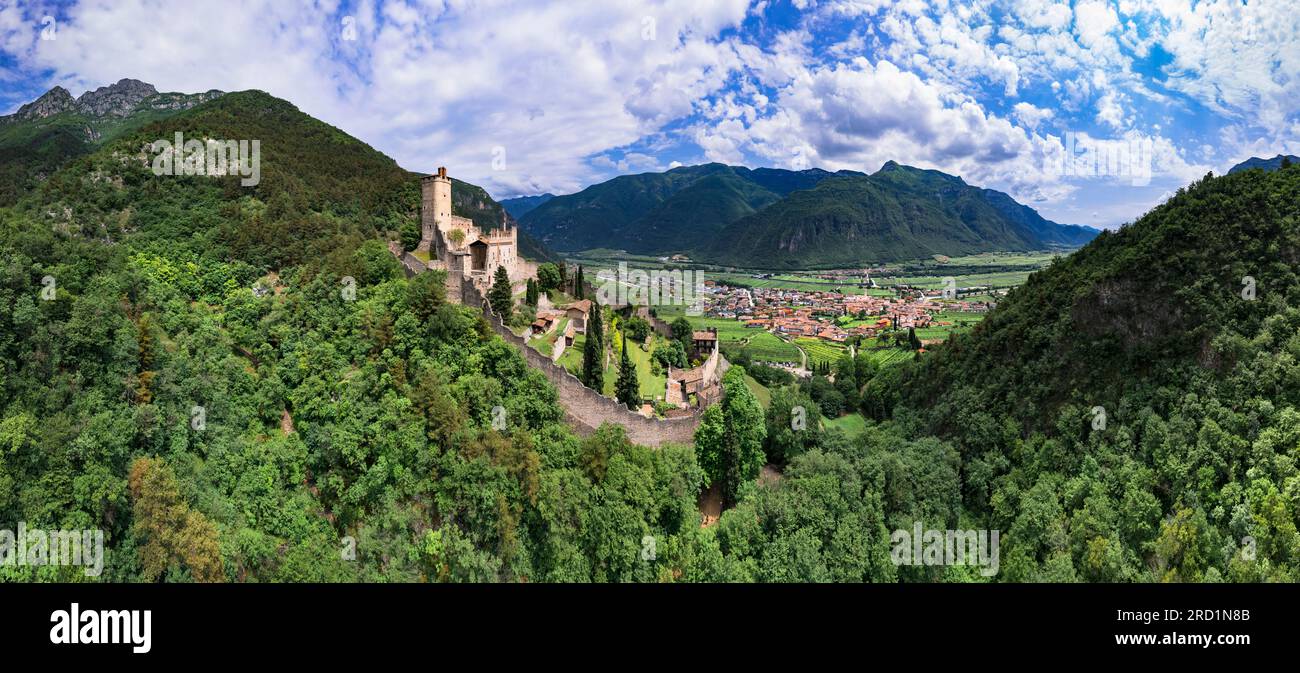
<box><xmin>417</xmin><ymin>166</ymin><xmax>526</xmax><ymax>303</ymax></box>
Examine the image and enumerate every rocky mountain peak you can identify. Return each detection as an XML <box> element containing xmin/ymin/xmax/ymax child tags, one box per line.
<box><xmin>76</xmin><ymin>78</ymin><xmax>159</xmax><ymax>117</ymax></box>
<box><xmin>13</xmin><ymin>86</ymin><xmax>75</xmax><ymax>120</ymax></box>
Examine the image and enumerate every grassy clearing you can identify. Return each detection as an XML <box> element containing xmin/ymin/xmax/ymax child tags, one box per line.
<box><xmin>824</xmin><ymin>412</ymin><xmax>868</xmax><ymax>438</ymax></box>
<box><xmin>744</xmin><ymin>374</ymin><xmax>771</xmax><ymax>409</ymax></box>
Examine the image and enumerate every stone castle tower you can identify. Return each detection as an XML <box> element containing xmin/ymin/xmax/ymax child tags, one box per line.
<box><xmin>418</xmin><ymin>167</ymin><xmax>527</xmax><ymax>302</ymax></box>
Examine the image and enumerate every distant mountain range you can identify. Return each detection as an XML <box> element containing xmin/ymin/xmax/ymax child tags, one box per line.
<box><xmin>500</xmin><ymin>193</ymin><xmax>555</xmax><ymax>219</ymax></box>
<box><xmin>517</xmin><ymin>161</ymin><xmax>1097</xmax><ymax>268</ymax></box>
<box><xmin>1228</xmin><ymin>154</ymin><xmax>1300</xmax><ymax>174</ymax></box>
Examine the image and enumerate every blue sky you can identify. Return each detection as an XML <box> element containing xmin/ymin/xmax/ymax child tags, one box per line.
<box><xmin>2</xmin><ymin>0</ymin><xmax>1298</xmax><ymax>228</ymax></box>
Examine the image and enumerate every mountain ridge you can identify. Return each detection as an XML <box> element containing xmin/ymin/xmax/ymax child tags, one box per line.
<box><xmin>0</xmin><ymin>79</ymin><xmax>225</xmax><ymax>205</ymax></box>
<box><xmin>520</xmin><ymin>160</ymin><xmax>1096</xmax><ymax>266</ymax></box>
<box><xmin>708</xmin><ymin>161</ymin><xmax>1097</xmax><ymax>268</ymax></box>
<box><xmin>1228</xmin><ymin>154</ymin><xmax>1300</xmax><ymax>174</ymax></box>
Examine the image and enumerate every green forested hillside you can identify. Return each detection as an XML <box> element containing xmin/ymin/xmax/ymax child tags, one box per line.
<box><xmin>523</xmin><ymin>159</ymin><xmax>1095</xmax><ymax>267</ymax></box>
<box><xmin>519</xmin><ymin>163</ymin><xmax>851</xmax><ymax>253</ymax></box>
<box><xmin>869</xmin><ymin>165</ymin><xmax>1300</xmax><ymax>581</ymax></box>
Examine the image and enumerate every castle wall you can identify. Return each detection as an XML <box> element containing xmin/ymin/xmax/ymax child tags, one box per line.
<box><xmin>481</xmin><ymin>307</ymin><xmax>700</xmax><ymax>447</ymax></box>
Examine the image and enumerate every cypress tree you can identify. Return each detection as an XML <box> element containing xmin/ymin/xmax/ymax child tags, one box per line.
<box><xmin>489</xmin><ymin>266</ymin><xmax>513</xmax><ymax>319</ymax></box>
<box><xmin>616</xmin><ymin>332</ymin><xmax>640</xmax><ymax>409</ymax></box>
<box><xmin>525</xmin><ymin>278</ymin><xmax>538</xmax><ymax>307</ymax></box>
<box><xmin>581</xmin><ymin>303</ymin><xmax>604</xmax><ymax>391</ymax></box>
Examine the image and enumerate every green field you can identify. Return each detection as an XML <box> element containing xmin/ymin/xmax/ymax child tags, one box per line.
<box><xmin>889</xmin><ymin>270</ymin><xmax>1033</xmax><ymax>289</ymax></box>
<box><xmin>709</xmin><ymin>271</ymin><xmax>870</xmax><ymax>295</ymax></box>
<box><xmin>654</xmin><ymin>305</ymin><xmax>801</xmax><ymax>363</ymax></box>
<box><xmin>920</xmin><ymin>252</ymin><xmax>1060</xmax><ymax>267</ymax></box>
<box><xmin>743</xmin><ymin>332</ymin><xmax>802</xmax><ymax>363</ymax></box>
<box><xmin>914</xmin><ymin>310</ymin><xmax>985</xmax><ymax>341</ymax></box>
<box><xmin>864</xmin><ymin>348</ymin><xmax>915</xmax><ymax>367</ymax></box>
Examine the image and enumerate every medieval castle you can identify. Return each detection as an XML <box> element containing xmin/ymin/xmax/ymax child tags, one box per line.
<box><xmin>387</xmin><ymin>167</ymin><xmax>720</xmax><ymax>447</ymax></box>
<box><xmin>415</xmin><ymin>166</ymin><xmax>533</xmax><ymax>301</ymax></box>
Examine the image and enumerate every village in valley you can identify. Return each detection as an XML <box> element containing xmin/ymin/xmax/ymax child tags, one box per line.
<box><xmin>512</xmin><ymin>249</ymin><xmax>1041</xmax><ymax>428</ymax></box>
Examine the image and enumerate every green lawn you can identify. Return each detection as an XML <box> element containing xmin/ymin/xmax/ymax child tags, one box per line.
<box><xmin>546</xmin><ymin>289</ymin><xmax>574</xmax><ymax>304</ymax></box>
<box><xmin>558</xmin><ymin>332</ymin><xmax>666</xmax><ymax>402</ymax></box>
<box><xmin>530</xmin><ymin>317</ymin><xmax>569</xmax><ymax>357</ymax></box>
<box><xmin>824</xmin><ymin>412</ymin><xmax>868</xmax><ymax>438</ymax></box>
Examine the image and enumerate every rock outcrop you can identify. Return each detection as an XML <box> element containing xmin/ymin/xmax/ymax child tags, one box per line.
<box><xmin>3</xmin><ymin>78</ymin><xmax>224</xmax><ymax>123</ymax></box>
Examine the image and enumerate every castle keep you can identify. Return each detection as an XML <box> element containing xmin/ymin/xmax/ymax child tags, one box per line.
<box><xmin>418</xmin><ymin>167</ymin><xmax>527</xmax><ymax>301</ymax></box>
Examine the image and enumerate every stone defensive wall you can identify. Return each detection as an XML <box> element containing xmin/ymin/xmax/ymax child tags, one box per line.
<box><xmin>386</xmin><ymin>243</ymin><xmax>706</xmax><ymax>447</ymax></box>
<box><xmin>480</xmin><ymin>307</ymin><xmax>701</xmax><ymax>447</ymax></box>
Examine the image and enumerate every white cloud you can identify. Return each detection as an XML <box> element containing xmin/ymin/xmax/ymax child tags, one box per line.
<box><xmin>1013</xmin><ymin>101</ymin><xmax>1053</xmax><ymax>129</ymax></box>
<box><xmin>12</xmin><ymin>0</ymin><xmax>751</xmax><ymax>197</ymax></box>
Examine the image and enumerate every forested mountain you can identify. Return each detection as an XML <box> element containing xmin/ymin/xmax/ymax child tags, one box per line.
<box><xmin>865</xmin><ymin>165</ymin><xmax>1300</xmax><ymax>581</ymax></box>
<box><xmin>0</xmin><ymin>79</ymin><xmax>224</xmax><ymax>206</ymax></box>
<box><xmin>520</xmin><ymin>160</ymin><xmax>1094</xmax><ymax>267</ymax></box>
<box><xmin>1228</xmin><ymin>154</ymin><xmax>1300</xmax><ymax>174</ymax></box>
<box><xmin>499</xmin><ymin>193</ymin><xmax>554</xmax><ymax>219</ymax></box>
<box><xmin>518</xmin><ymin>163</ymin><xmax>856</xmax><ymax>254</ymax></box>
<box><xmin>703</xmin><ymin>162</ymin><xmax>1098</xmax><ymax>268</ymax></box>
